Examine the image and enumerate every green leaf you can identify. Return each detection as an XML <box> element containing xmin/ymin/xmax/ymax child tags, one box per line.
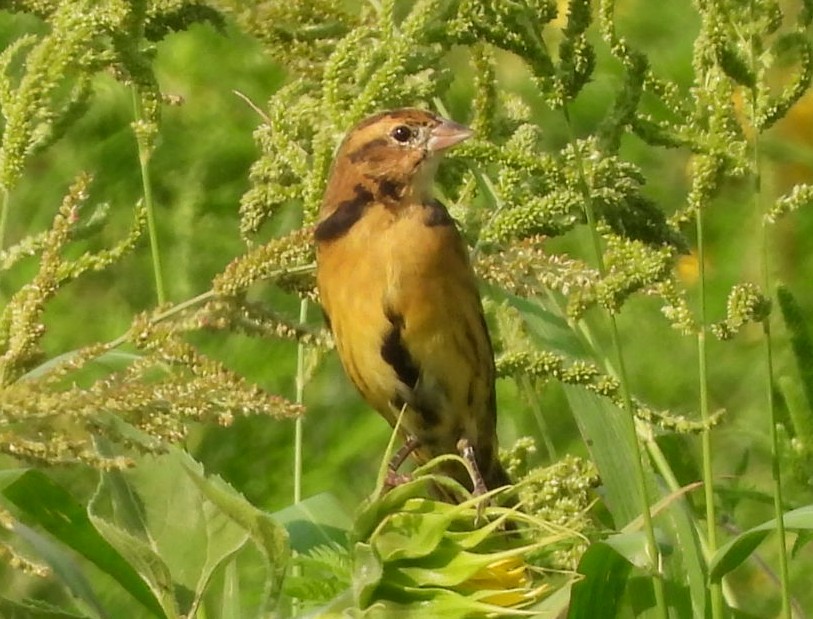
<box><xmin>373</xmin><ymin>506</ymin><xmax>458</xmax><ymax>562</ymax></box>
<box><xmin>2</xmin><ymin>470</ymin><xmax>165</xmax><ymax>618</ymax></box>
<box><xmin>89</xmin><ymin>447</ymin><xmax>266</xmax><ymax>617</ymax></box>
<box><xmin>182</xmin><ymin>458</ymin><xmax>290</xmax><ymax>593</ymax></box>
<box><xmin>0</xmin><ymin>597</ymin><xmax>90</xmax><ymax>619</ymax></box>
<box><xmin>0</xmin><ymin>469</ymin><xmax>28</xmax><ymax>492</ymax></box>
<box><xmin>604</xmin><ymin>530</ymin><xmax>656</xmax><ymax>569</ymax></box>
<box><xmin>709</xmin><ymin>504</ymin><xmax>813</xmax><ymax>581</ymax></box>
<box><xmin>10</xmin><ymin>523</ymin><xmax>107</xmax><ymax>619</ymax></box>
<box><xmin>498</xmin><ymin>290</ymin><xmax>708</xmax><ymax>617</ymax></box>
<box><xmin>83</xmin><ymin>516</ymin><xmax>175</xmax><ymax>615</ymax></box>
<box><xmin>353</xmin><ymin>541</ymin><xmax>384</xmax><ymax>609</ymax></box>
<box><xmin>568</xmin><ymin>542</ymin><xmax>631</xmax><ymax>619</ymax></box>
<box><xmin>525</xmin><ymin>583</ymin><xmax>572</xmax><ymax>617</ymax></box>
<box><xmin>273</xmin><ymin>492</ymin><xmax>353</xmax><ymax>553</ymax></box>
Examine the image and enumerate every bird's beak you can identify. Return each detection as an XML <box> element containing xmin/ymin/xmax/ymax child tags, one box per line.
<box><xmin>426</xmin><ymin>117</ymin><xmax>473</xmax><ymax>152</ymax></box>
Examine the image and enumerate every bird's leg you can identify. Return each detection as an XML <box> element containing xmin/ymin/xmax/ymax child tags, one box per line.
<box><xmin>456</xmin><ymin>438</ymin><xmax>488</xmax><ymax>496</ymax></box>
<box><xmin>384</xmin><ymin>435</ymin><xmax>421</xmax><ymax>488</ymax></box>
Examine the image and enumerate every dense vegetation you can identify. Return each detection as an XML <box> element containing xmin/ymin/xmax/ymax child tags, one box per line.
<box><xmin>1</xmin><ymin>1</ymin><xmax>813</xmax><ymax>617</ymax></box>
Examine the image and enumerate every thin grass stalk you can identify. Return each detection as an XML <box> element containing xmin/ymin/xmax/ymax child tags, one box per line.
<box><xmin>757</xmin><ymin>149</ymin><xmax>792</xmax><ymax>619</ymax></box>
<box><xmin>0</xmin><ymin>187</ymin><xmax>9</xmax><ymax>251</ymax></box>
<box><xmin>294</xmin><ymin>298</ymin><xmax>308</xmax><ymax>504</ymax></box>
<box><xmin>102</xmin><ymin>264</ymin><xmax>316</xmax><ymax>351</ymax></box>
<box><xmin>132</xmin><ymin>87</ymin><xmax>166</xmax><ymax>305</ymax></box>
<box><xmin>519</xmin><ymin>374</ymin><xmax>557</xmax><ymax>460</ymax></box>
<box><xmin>747</xmin><ymin>5</ymin><xmax>791</xmax><ymax>615</ymax></box>
<box><xmin>760</xmin><ymin>242</ymin><xmax>791</xmax><ymax>619</ymax></box>
<box><xmin>290</xmin><ymin>297</ymin><xmax>309</xmax><ymax>617</ymax></box>
<box><xmin>696</xmin><ymin>183</ymin><xmax>725</xmax><ymax>618</ymax></box>
<box><xmin>563</xmin><ymin>107</ymin><xmax>668</xmax><ymax>619</ymax></box>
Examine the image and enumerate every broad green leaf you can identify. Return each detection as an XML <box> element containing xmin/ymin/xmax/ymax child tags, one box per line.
<box><xmin>273</xmin><ymin>492</ymin><xmax>353</xmax><ymax>553</ymax></box>
<box><xmin>604</xmin><ymin>530</ymin><xmax>657</xmax><ymax>569</ymax></box>
<box><xmin>709</xmin><ymin>504</ymin><xmax>813</xmax><ymax>581</ymax></box>
<box><xmin>84</xmin><ymin>517</ymin><xmax>175</xmax><ymax>615</ymax></box>
<box><xmin>183</xmin><ymin>458</ymin><xmax>289</xmax><ymax>582</ymax></box>
<box><xmin>568</xmin><ymin>542</ymin><xmax>631</xmax><ymax>619</ymax></box>
<box><xmin>217</xmin><ymin>560</ymin><xmax>241</xmax><ymax>619</ymax></box>
<box><xmin>373</xmin><ymin>508</ymin><xmax>459</xmax><ymax>562</ymax></box>
<box><xmin>353</xmin><ymin>541</ymin><xmax>384</xmax><ymax>608</ymax></box>
<box><xmin>525</xmin><ymin>583</ymin><xmax>572</xmax><ymax>617</ymax></box>
<box><xmin>2</xmin><ymin>470</ymin><xmax>164</xmax><ymax>618</ymax></box>
<box><xmin>89</xmin><ymin>448</ymin><xmax>259</xmax><ymax>618</ymax></box>
<box><xmin>0</xmin><ymin>469</ymin><xmax>27</xmax><ymax>492</ymax></box>
<box><xmin>353</xmin><ymin>476</ymin><xmax>439</xmax><ymax>542</ymax></box>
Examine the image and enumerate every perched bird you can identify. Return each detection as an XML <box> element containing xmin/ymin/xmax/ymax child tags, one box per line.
<box><xmin>314</xmin><ymin>108</ymin><xmax>511</xmax><ymax>497</ymax></box>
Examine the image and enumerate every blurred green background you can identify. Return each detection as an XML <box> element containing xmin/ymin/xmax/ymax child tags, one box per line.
<box><xmin>2</xmin><ymin>1</ymin><xmax>813</xmax><ymax>615</ymax></box>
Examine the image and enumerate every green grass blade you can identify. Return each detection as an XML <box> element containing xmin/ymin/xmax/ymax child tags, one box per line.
<box><xmin>709</xmin><ymin>504</ymin><xmax>813</xmax><ymax>582</ymax></box>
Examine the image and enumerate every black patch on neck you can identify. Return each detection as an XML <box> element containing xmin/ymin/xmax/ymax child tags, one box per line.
<box><xmin>314</xmin><ymin>185</ymin><xmax>374</xmax><ymax>242</ymax></box>
<box><xmin>423</xmin><ymin>199</ymin><xmax>455</xmax><ymax>227</ymax></box>
<box><xmin>347</xmin><ymin>137</ymin><xmax>388</xmax><ymax>163</ymax></box>
<box><xmin>377</xmin><ymin>178</ymin><xmax>405</xmax><ymax>203</ymax></box>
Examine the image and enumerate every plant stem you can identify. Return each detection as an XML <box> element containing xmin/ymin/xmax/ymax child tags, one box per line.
<box><xmin>0</xmin><ymin>186</ymin><xmax>9</xmax><ymax>251</ymax></box>
<box><xmin>696</xmin><ymin>175</ymin><xmax>726</xmax><ymax>619</ymax></box>
<box><xmin>103</xmin><ymin>263</ymin><xmax>316</xmax><ymax>351</ymax></box>
<box><xmin>563</xmin><ymin>107</ymin><xmax>668</xmax><ymax>619</ymax></box>
<box><xmin>132</xmin><ymin>87</ymin><xmax>166</xmax><ymax>305</ymax></box>
<box><xmin>519</xmin><ymin>374</ymin><xmax>557</xmax><ymax>460</ymax></box>
<box><xmin>747</xmin><ymin>5</ymin><xmax>791</xmax><ymax>615</ymax></box>
<box><xmin>294</xmin><ymin>298</ymin><xmax>308</xmax><ymax>504</ymax></box>
<box><xmin>758</xmin><ymin>152</ymin><xmax>792</xmax><ymax>619</ymax></box>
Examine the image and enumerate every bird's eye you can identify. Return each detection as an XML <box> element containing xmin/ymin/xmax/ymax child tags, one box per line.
<box><xmin>391</xmin><ymin>125</ymin><xmax>413</xmax><ymax>143</ymax></box>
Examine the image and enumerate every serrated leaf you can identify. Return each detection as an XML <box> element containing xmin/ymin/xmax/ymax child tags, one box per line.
<box><xmin>182</xmin><ymin>458</ymin><xmax>289</xmax><ymax>593</ymax></box>
<box><xmin>89</xmin><ymin>448</ymin><xmax>260</xmax><ymax>617</ymax></box>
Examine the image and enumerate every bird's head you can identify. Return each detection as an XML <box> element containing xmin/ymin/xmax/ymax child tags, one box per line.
<box><xmin>327</xmin><ymin>108</ymin><xmax>472</xmax><ymax>204</ymax></box>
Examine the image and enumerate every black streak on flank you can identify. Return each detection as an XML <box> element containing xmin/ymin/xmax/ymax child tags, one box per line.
<box><xmin>314</xmin><ymin>185</ymin><xmax>374</xmax><ymax>242</ymax></box>
<box><xmin>423</xmin><ymin>199</ymin><xmax>455</xmax><ymax>227</ymax></box>
<box><xmin>381</xmin><ymin>307</ymin><xmax>439</xmax><ymax>426</ymax></box>
<box><xmin>381</xmin><ymin>307</ymin><xmax>420</xmax><ymax>389</ymax></box>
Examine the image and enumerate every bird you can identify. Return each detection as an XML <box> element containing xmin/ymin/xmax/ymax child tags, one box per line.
<box><xmin>314</xmin><ymin>108</ymin><xmax>512</xmax><ymax>499</ymax></box>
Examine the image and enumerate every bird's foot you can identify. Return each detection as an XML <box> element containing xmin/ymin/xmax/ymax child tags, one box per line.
<box><xmin>384</xmin><ymin>469</ymin><xmax>413</xmax><ymax>489</ymax></box>
<box><xmin>456</xmin><ymin>438</ymin><xmax>490</xmax><ymax>524</ymax></box>
<box><xmin>383</xmin><ymin>435</ymin><xmax>421</xmax><ymax>491</ymax></box>
<box><xmin>456</xmin><ymin>438</ymin><xmax>488</xmax><ymax>496</ymax></box>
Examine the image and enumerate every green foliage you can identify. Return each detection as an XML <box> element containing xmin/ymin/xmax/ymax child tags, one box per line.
<box><xmin>1</xmin><ymin>448</ymin><xmax>289</xmax><ymax>618</ymax></box>
<box><xmin>1</xmin><ymin>0</ymin><xmax>813</xmax><ymax>617</ymax></box>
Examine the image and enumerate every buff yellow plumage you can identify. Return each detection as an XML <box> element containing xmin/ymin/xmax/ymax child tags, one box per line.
<box><xmin>314</xmin><ymin>108</ymin><xmax>511</xmax><ymax>496</ymax></box>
